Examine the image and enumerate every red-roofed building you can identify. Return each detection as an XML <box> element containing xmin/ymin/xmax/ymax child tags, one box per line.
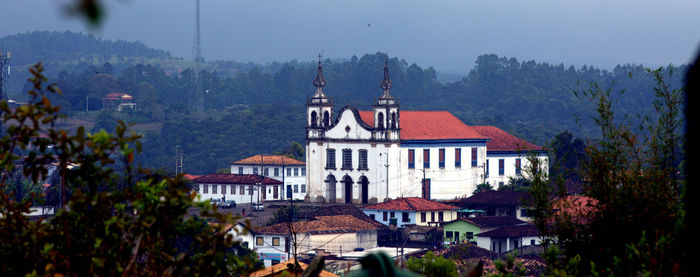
<box><xmin>230</xmin><ymin>154</ymin><xmax>306</xmax><ymax>201</ymax></box>
<box><xmin>471</xmin><ymin>126</ymin><xmax>548</xmax><ymax>188</ymax></box>
<box><xmin>360</xmin><ymin>197</ymin><xmax>460</xmax><ymax>227</ymax></box>
<box><xmin>102</xmin><ymin>92</ymin><xmax>136</xmax><ymax>112</ymax></box>
<box><xmin>304</xmin><ymin>60</ymin><xmax>547</xmax><ymax>204</ymax></box>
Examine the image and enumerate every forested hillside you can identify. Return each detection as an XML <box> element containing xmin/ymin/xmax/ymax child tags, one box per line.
<box><xmin>2</xmin><ymin>31</ymin><xmax>686</xmax><ymax>174</ymax></box>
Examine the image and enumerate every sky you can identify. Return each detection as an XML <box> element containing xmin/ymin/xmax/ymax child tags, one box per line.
<box><xmin>2</xmin><ymin>0</ymin><xmax>700</xmax><ymax>73</ymax></box>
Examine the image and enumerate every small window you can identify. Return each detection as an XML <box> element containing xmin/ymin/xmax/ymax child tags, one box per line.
<box><xmin>264</xmin><ymin>168</ymin><xmax>269</xmax><ymax>176</ymax></box>
<box><xmin>431</xmin><ymin>212</ymin><xmax>435</xmax><ymax>222</ymax></box>
<box><xmin>249</xmin><ymin>185</ymin><xmax>254</xmax><ymax>195</ymax></box>
<box><xmin>370</xmin><ymin>214</ymin><xmax>376</xmax><ymax>220</ymax></box>
<box><xmin>256</xmin><ymin>237</ymin><xmax>263</xmax><ymax>246</ymax></box>
<box><xmin>253</xmin><ymin>167</ymin><xmax>259</xmax><ymax>175</ymax></box>
<box><xmin>423</xmin><ymin>149</ymin><xmax>430</xmax><ymax>168</ymax></box>
<box><xmin>274</xmin><ymin>168</ymin><xmax>279</xmax><ymax>176</ymax></box>
<box><xmin>421</xmin><ymin>212</ymin><xmax>426</xmax><ymax>223</ymax></box>
<box><xmin>531</xmin><ymin>239</ymin><xmax>536</xmax><ymax>246</ymax></box>
<box><xmin>446</xmin><ymin>231</ymin><xmax>453</xmax><ymax>238</ymax></box>
<box><xmin>439</xmin><ymin>148</ymin><xmax>445</xmax><ymax>168</ymax></box>
<box><xmin>232</xmin><ymin>185</ymin><xmax>236</xmax><ymax>195</ymax></box>
<box><xmin>358</xmin><ymin>150</ymin><xmax>368</xmax><ymax>170</ymax></box>
<box><xmin>486</xmin><ymin>159</ymin><xmax>490</xmax><ymax>178</ymax></box>
<box><xmin>466</xmin><ymin>232</ymin><xmax>474</xmax><ymax>240</ymax></box>
<box><xmin>272</xmin><ymin>237</ymin><xmax>280</xmax><ymax>246</ymax></box>
<box><xmin>287</xmin><ymin>168</ymin><xmax>292</xmax><ymax>176</ymax></box>
<box><xmin>326</xmin><ymin>149</ymin><xmax>336</xmax><ymax>169</ymax></box>
<box><xmin>499</xmin><ymin>159</ymin><xmax>505</xmax><ymax>176</ymax></box>
<box><xmin>383</xmin><ymin>211</ymin><xmax>388</xmax><ymax>221</ymax></box>
<box><xmin>238</xmin><ymin>167</ymin><xmax>243</xmax><ymax>174</ymax></box>
<box><xmin>472</xmin><ymin>148</ymin><xmax>478</xmax><ymax>167</ymax></box>
<box><xmin>402</xmin><ymin>212</ymin><xmax>409</xmax><ymax>222</ymax></box>
<box><xmin>301</xmin><ymin>168</ymin><xmax>306</xmax><ymax>176</ymax></box>
<box><xmin>408</xmin><ymin>149</ymin><xmax>415</xmax><ymax>169</ymax></box>
<box><xmin>294</xmin><ymin>168</ymin><xmax>299</xmax><ymax>176</ymax></box>
<box><xmin>202</xmin><ymin>184</ymin><xmax>208</xmax><ymax>194</ymax></box>
<box><xmin>455</xmin><ymin>231</ymin><xmax>460</xmax><ymax>241</ymax></box>
<box><xmin>455</xmin><ymin>148</ymin><xmax>461</xmax><ymax>167</ymax></box>
<box><xmin>390</xmin><ymin>212</ymin><xmax>395</xmax><ymax>219</ymax></box>
<box><xmin>499</xmin><ymin>182</ymin><xmax>504</xmax><ymax>188</ymax></box>
<box><xmin>240</xmin><ymin>185</ymin><xmax>245</xmax><ymax>195</ymax></box>
<box><xmin>438</xmin><ymin>211</ymin><xmax>444</xmax><ymax>222</ymax></box>
<box><xmin>377</xmin><ymin>112</ymin><xmax>384</xmax><ymax>128</ymax></box>
<box><xmin>342</xmin><ymin>149</ymin><xmax>352</xmax><ymax>170</ymax></box>
<box><xmin>294</xmin><ymin>184</ymin><xmax>299</xmax><ymax>193</ymax></box>
<box><xmin>222</xmin><ymin>185</ymin><xmax>227</xmax><ymax>194</ymax></box>
<box><xmin>516</xmin><ymin>158</ymin><xmax>522</xmax><ymax>175</ymax></box>
<box><xmin>212</xmin><ymin>185</ymin><xmax>217</xmax><ymax>194</ymax></box>
<box><xmin>301</xmin><ymin>184</ymin><xmax>306</xmax><ymax>193</ymax></box>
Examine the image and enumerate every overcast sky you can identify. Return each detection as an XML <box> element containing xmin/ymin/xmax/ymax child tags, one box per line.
<box><xmin>2</xmin><ymin>0</ymin><xmax>700</xmax><ymax>73</ymax></box>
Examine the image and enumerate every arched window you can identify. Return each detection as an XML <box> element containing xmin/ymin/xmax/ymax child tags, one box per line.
<box><xmin>377</xmin><ymin>112</ymin><xmax>384</xmax><ymax>129</ymax></box>
<box><xmin>391</xmin><ymin>112</ymin><xmax>397</xmax><ymax>128</ymax></box>
<box><xmin>310</xmin><ymin>111</ymin><xmax>318</xmax><ymax>127</ymax></box>
<box><xmin>323</xmin><ymin>111</ymin><xmax>330</xmax><ymax>127</ymax></box>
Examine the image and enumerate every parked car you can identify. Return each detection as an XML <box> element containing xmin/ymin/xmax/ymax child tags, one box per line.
<box><xmin>252</xmin><ymin>203</ymin><xmax>264</xmax><ymax>211</ymax></box>
<box><xmin>218</xmin><ymin>200</ymin><xmax>236</xmax><ymax>209</ymax></box>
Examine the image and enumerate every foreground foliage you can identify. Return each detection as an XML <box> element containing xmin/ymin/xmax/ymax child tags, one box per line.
<box><xmin>0</xmin><ymin>64</ymin><xmax>257</xmax><ymax>276</ymax></box>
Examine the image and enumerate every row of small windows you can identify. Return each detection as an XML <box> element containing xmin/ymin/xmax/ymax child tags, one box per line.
<box><xmin>376</xmin><ymin>111</ymin><xmax>398</xmax><ymax>129</ymax></box>
<box><xmin>326</xmin><ymin>149</ymin><xmax>368</xmax><ymax>170</ymax></box>
<box><xmin>238</xmin><ymin>166</ymin><xmax>305</xmax><ymax>177</ymax></box>
<box><xmin>201</xmin><ymin>184</ymin><xmax>256</xmax><ymax>195</ymax></box>
<box><xmin>407</xmin><ymin>148</ymin><xmax>479</xmax><ymax>169</ymax></box>
<box><xmin>484</xmin><ymin>158</ymin><xmax>522</xmax><ymax>178</ymax></box>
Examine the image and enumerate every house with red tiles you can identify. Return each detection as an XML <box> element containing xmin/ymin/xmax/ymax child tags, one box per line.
<box><xmin>230</xmin><ymin>155</ymin><xmax>306</xmax><ymax>200</ymax></box>
<box><xmin>360</xmin><ymin>197</ymin><xmax>460</xmax><ymax>227</ymax></box>
<box><xmin>304</xmin><ymin>59</ymin><xmax>548</xmax><ymax>204</ymax></box>
<box><xmin>192</xmin><ymin>173</ymin><xmax>283</xmax><ymax>204</ymax></box>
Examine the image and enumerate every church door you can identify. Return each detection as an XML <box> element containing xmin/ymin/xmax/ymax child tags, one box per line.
<box><xmin>343</xmin><ymin>176</ymin><xmax>353</xmax><ymax>204</ymax></box>
<box><xmin>326</xmin><ymin>175</ymin><xmax>337</xmax><ymax>203</ymax></box>
<box><xmin>360</xmin><ymin>176</ymin><xmax>369</xmax><ymax>204</ymax></box>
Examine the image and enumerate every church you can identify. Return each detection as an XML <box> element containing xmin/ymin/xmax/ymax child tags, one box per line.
<box><xmin>305</xmin><ymin>59</ymin><xmax>547</xmax><ymax>204</ymax></box>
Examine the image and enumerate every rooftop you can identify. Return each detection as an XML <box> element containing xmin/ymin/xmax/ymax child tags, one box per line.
<box><xmin>103</xmin><ymin>92</ymin><xmax>132</xmax><ymax>100</ymax></box>
<box><xmin>230</xmin><ymin>154</ymin><xmax>305</xmax><ymax>166</ymax></box>
<box><xmin>457</xmin><ymin>216</ymin><xmax>528</xmax><ymax>228</ymax></box>
<box><xmin>248</xmin><ymin>258</ymin><xmax>338</xmax><ymax>277</ymax></box>
<box><xmin>361</xmin><ymin>197</ymin><xmax>459</xmax><ymax>212</ymax></box>
<box><xmin>471</xmin><ymin>125</ymin><xmax>543</xmax><ymax>152</ymax></box>
<box><xmin>477</xmin><ymin>224</ymin><xmax>539</xmax><ymax>238</ymax></box>
<box><xmin>255</xmin><ymin>215</ymin><xmax>383</xmax><ymax>235</ymax></box>
<box><xmin>304</xmin><ymin>205</ymin><xmax>385</xmax><ymax>228</ymax></box>
<box><xmin>358</xmin><ymin>111</ymin><xmax>488</xmax><ymax>141</ymax></box>
<box><xmin>452</xmin><ymin>191</ymin><xmax>530</xmax><ymax>207</ymax></box>
<box><xmin>192</xmin><ymin>174</ymin><xmax>282</xmax><ymax>185</ymax></box>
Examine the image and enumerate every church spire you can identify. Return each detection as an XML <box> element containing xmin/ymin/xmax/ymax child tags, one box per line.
<box><xmin>312</xmin><ymin>54</ymin><xmax>328</xmax><ymax>99</ymax></box>
<box><xmin>378</xmin><ymin>57</ymin><xmax>395</xmax><ymax>101</ymax></box>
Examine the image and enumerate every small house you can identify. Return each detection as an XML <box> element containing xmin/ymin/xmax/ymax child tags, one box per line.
<box><xmin>102</xmin><ymin>92</ymin><xmax>136</xmax><ymax>112</ymax></box>
<box><xmin>443</xmin><ymin>216</ymin><xmax>527</xmax><ymax>243</ymax></box>
<box><xmin>360</xmin><ymin>197</ymin><xmax>459</xmax><ymax>228</ymax></box>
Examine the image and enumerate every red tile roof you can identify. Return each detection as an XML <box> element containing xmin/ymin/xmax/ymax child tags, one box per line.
<box><xmin>358</xmin><ymin>111</ymin><xmax>488</xmax><ymax>141</ymax></box>
<box><xmin>477</xmin><ymin>224</ymin><xmax>539</xmax><ymax>238</ymax></box>
<box><xmin>192</xmin><ymin>174</ymin><xmax>282</xmax><ymax>185</ymax></box>
<box><xmin>361</xmin><ymin>197</ymin><xmax>459</xmax><ymax>212</ymax></box>
<box><xmin>471</xmin><ymin>126</ymin><xmax>542</xmax><ymax>152</ymax></box>
<box><xmin>231</xmin><ymin>155</ymin><xmax>304</xmax><ymax>165</ymax></box>
<box><xmin>255</xmin><ymin>215</ymin><xmax>382</xmax><ymax>235</ymax></box>
<box><xmin>182</xmin><ymin>174</ymin><xmax>201</xmax><ymax>181</ymax></box>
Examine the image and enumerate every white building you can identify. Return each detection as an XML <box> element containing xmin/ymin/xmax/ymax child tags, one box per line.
<box><xmin>230</xmin><ymin>155</ymin><xmax>307</xmax><ymax>200</ymax></box>
<box><xmin>193</xmin><ymin>173</ymin><xmax>283</xmax><ymax>204</ymax></box>
<box><xmin>360</xmin><ymin>197</ymin><xmax>459</xmax><ymax>228</ymax></box>
<box><xmin>305</xmin><ymin>59</ymin><xmax>547</xmax><ymax>204</ymax></box>
<box><xmin>475</xmin><ymin>224</ymin><xmax>541</xmax><ymax>254</ymax></box>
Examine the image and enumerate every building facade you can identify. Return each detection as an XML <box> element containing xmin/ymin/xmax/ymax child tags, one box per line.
<box><xmin>230</xmin><ymin>155</ymin><xmax>306</xmax><ymax>200</ymax></box>
<box><xmin>193</xmin><ymin>173</ymin><xmax>283</xmax><ymax>204</ymax></box>
<box><xmin>360</xmin><ymin>197</ymin><xmax>459</xmax><ymax>228</ymax></box>
<box><xmin>305</xmin><ymin>60</ymin><xmax>547</xmax><ymax>204</ymax></box>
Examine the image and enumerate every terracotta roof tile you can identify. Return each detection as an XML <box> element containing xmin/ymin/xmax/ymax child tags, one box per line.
<box><xmin>231</xmin><ymin>155</ymin><xmax>304</xmax><ymax>165</ymax></box>
<box><xmin>305</xmin><ymin>205</ymin><xmax>385</xmax><ymax>228</ymax></box>
<box><xmin>255</xmin><ymin>215</ymin><xmax>382</xmax><ymax>235</ymax></box>
<box><xmin>192</xmin><ymin>174</ymin><xmax>282</xmax><ymax>185</ymax></box>
<box><xmin>471</xmin><ymin>126</ymin><xmax>543</xmax><ymax>152</ymax></box>
<box><xmin>182</xmin><ymin>174</ymin><xmax>201</xmax><ymax>181</ymax></box>
<box><xmin>358</xmin><ymin>111</ymin><xmax>488</xmax><ymax>141</ymax></box>
<box><xmin>477</xmin><ymin>224</ymin><xmax>539</xmax><ymax>238</ymax></box>
<box><xmin>361</xmin><ymin>197</ymin><xmax>459</xmax><ymax>212</ymax></box>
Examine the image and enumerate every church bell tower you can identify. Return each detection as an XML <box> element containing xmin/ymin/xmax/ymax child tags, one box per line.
<box><xmin>372</xmin><ymin>57</ymin><xmax>400</xmax><ymax>141</ymax></box>
<box><xmin>306</xmin><ymin>57</ymin><xmax>333</xmax><ymax>140</ymax></box>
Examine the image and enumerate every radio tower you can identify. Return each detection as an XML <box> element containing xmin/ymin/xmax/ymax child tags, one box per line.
<box><xmin>191</xmin><ymin>0</ymin><xmax>205</xmax><ymax>117</ymax></box>
<box><xmin>0</xmin><ymin>50</ymin><xmax>10</xmax><ymax>137</ymax></box>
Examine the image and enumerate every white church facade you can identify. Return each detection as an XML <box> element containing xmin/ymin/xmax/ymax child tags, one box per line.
<box><xmin>305</xmin><ymin>59</ymin><xmax>547</xmax><ymax>204</ymax></box>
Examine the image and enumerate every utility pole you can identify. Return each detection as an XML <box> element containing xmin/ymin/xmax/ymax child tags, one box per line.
<box><xmin>0</xmin><ymin>50</ymin><xmax>11</xmax><ymax>137</ymax></box>
<box><xmin>175</xmin><ymin>145</ymin><xmax>184</xmax><ymax>175</ymax></box>
<box><xmin>191</xmin><ymin>0</ymin><xmax>205</xmax><ymax>117</ymax></box>
<box><xmin>385</xmin><ymin>153</ymin><xmax>390</xmax><ymax>199</ymax></box>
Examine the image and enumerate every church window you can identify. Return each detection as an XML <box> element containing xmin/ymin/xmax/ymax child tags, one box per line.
<box><xmin>311</xmin><ymin>111</ymin><xmax>318</xmax><ymax>127</ymax></box>
<box><xmin>408</xmin><ymin>149</ymin><xmax>415</xmax><ymax>169</ymax></box>
<box><xmin>423</xmin><ymin>149</ymin><xmax>430</xmax><ymax>169</ymax></box>
<box><xmin>499</xmin><ymin>159</ymin><xmax>505</xmax><ymax>175</ymax></box>
<box><xmin>358</xmin><ymin>150</ymin><xmax>368</xmax><ymax>170</ymax></box>
<box><xmin>326</xmin><ymin>149</ymin><xmax>336</xmax><ymax>169</ymax></box>
<box><xmin>323</xmin><ymin>111</ymin><xmax>330</xmax><ymax>127</ymax></box>
<box><xmin>274</xmin><ymin>168</ymin><xmax>279</xmax><ymax>176</ymax></box>
<box><xmin>238</xmin><ymin>167</ymin><xmax>243</xmax><ymax>174</ymax></box>
<box><xmin>516</xmin><ymin>158</ymin><xmax>522</xmax><ymax>175</ymax></box>
<box><xmin>455</xmin><ymin>148</ymin><xmax>461</xmax><ymax>167</ymax></box>
<box><xmin>342</xmin><ymin>149</ymin><xmax>353</xmax><ymax>170</ymax></box>
<box><xmin>377</xmin><ymin>112</ymin><xmax>384</xmax><ymax>128</ymax></box>
<box><xmin>439</xmin><ymin>148</ymin><xmax>445</xmax><ymax>168</ymax></box>
<box><xmin>472</xmin><ymin>148</ymin><xmax>478</xmax><ymax>167</ymax></box>
<box><xmin>391</xmin><ymin>112</ymin><xmax>397</xmax><ymax>128</ymax></box>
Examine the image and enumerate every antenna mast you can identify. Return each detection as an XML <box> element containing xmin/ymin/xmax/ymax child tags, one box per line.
<box><xmin>0</xmin><ymin>50</ymin><xmax>10</xmax><ymax>137</ymax></box>
<box><xmin>192</xmin><ymin>0</ymin><xmax>205</xmax><ymax>117</ymax></box>
<box><xmin>175</xmin><ymin>145</ymin><xmax>184</xmax><ymax>175</ymax></box>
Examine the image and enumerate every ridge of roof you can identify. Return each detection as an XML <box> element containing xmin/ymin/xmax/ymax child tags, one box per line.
<box><xmin>471</xmin><ymin>125</ymin><xmax>543</xmax><ymax>152</ymax></box>
<box><xmin>361</xmin><ymin>197</ymin><xmax>459</xmax><ymax>212</ymax></box>
<box><xmin>192</xmin><ymin>173</ymin><xmax>282</xmax><ymax>185</ymax></box>
<box><xmin>477</xmin><ymin>224</ymin><xmax>539</xmax><ymax>238</ymax></box>
<box><xmin>358</xmin><ymin>110</ymin><xmax>489</xmax><ymax>141</ymax></box>
<box><xmin>231</xmin><ymin>154</ymin><xmax>304</xmax><ymax>165</ymax></box>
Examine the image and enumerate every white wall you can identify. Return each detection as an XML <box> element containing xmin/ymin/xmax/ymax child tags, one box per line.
<box><xmin>484</xmin><ymin>153</ymin><xmax>549</xmax><ymax>188</ymax></box>
<box><xmin>476</xmin><ymin>235</ymin><xmax>542</xmax><ymax>254</ymax></box>
<box><xmin>229</xmin><ymin>164</ymin><xmax>307</xmax><ymax>201</ymax></box>
<box><xmin>361</xmin><ymin>210</ymin><xmax>416</xmax><ymax>227</ymax></box>
<box><xmin>198</xmin><ymin>183</ymin><xmax>275</xmax><ymax>204</ymax></box>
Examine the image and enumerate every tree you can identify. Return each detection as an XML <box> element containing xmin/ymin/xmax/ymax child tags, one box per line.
<box><xmin>472</xmin><ymin>182</ymin><xmax>493</xmax><ymax>194</ymax></box>
<box><xmin>405</xmin><ymin>251</ymin><xmax>458</xmax><ymax>277</ymax></box>
<box><xmin>0</xmin><ymin>64</ymin><xmax>254</xmax><ymax>276</ymax></box>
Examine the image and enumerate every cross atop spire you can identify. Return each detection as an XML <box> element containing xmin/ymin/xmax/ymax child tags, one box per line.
<box><xmin>378</xmin><ymin>56</ymin><xmax>395</xmax><ymax>101</ymax></box>
<box><xmin>313</xmin><ymin>53</ymin><xmax>327</xmax><ymax>89</ymax></box>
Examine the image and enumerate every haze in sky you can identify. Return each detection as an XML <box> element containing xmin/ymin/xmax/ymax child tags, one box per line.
<box><xmin>2</xmin><ymin>0</ymin><xmax>699</xmax><ymax>73</ymax></box>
